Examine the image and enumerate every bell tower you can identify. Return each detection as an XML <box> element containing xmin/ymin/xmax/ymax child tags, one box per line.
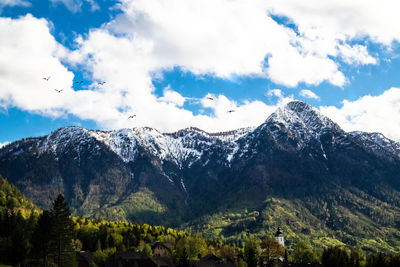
<box><xmin>274</xmin><ymin>227</ymin><xmax>284</xmax><ymax>247</ymax></box>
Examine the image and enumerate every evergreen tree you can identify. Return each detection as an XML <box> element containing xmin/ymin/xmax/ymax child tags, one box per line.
<box><xmin>49</xmin><ymin>194</ymin><xmax>77</xmax><ymax>267</ymax></box>
<box><xmin>176</xmin><ymin>247</ymin><xmax>190</xmax><ymax>267</ymax></box>
<box><xmin>366</xmin><ymin>252</ymin><xmax>389</xmax><ymax>267</ymax></box>
<box><xmin>322</xmin><ymin>246</ymin><xmax>350</xmax><ymax>267</ymax></box>
<box><xmin>10</xmin><ymin>212</ymin><xmax>30</xmax><ymax>266</ymax></box>
<box><xmin>31</xmin><ymin>210</ymin><xmax>53</xmax><ymax>266</ymax></box>
<box><xmin>350</xmin><ymin>246</ymin><xmax>366</xmax><ymax>267</ymax></box>
<box><xmin>244</xmin><ymin>236</ymin><xmax>259</xmax><ymax>267</ymax></box>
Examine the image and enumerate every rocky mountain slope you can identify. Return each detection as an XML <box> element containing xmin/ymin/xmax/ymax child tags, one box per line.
<box><xmin>1</xmin><ymin>101</ymin><xmax>400</xmax><ymax>252</ymax></box>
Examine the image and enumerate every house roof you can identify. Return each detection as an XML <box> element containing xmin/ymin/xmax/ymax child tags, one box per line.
<box><xmin>202</xmin><ymin>254</ymin><xmax>222</xmax><ymax>262</ymax></box>
<box><xmin>150</xmin><ymin>241</ymin><xmax>172</xmax><ymax>250</ymax></box>
<box><xmin>76</xmin><ymin>251</ymin><xmax>94</xmax><ymax>263</ymax></box>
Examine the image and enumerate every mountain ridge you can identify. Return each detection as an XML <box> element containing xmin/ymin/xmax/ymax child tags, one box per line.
<box><xmin>1</xmin><ymin>100</ymin><xmax>400</xmax><ymax>252</ymax></box>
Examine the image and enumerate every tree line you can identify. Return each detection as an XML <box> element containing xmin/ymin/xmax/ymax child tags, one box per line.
<box><xmin>242</xmin><ymin>237</ymin><xmax>400</xmax><ymax>267</ymax></box>
<box><xmin>0</xmin><ymin>194</ymin><xmax>399</xmax><ymax>267</ymax></box>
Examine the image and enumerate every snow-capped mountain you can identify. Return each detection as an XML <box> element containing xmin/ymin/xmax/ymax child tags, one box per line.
<box><xmin>88</xmin><ymin>126</ymin><xmax>253</xmax><ymax>167</ymax></box>
<box><xmin>1</xmin><ymin>100</ymin><xmax>400</xmax><ymax>227</ymax></box>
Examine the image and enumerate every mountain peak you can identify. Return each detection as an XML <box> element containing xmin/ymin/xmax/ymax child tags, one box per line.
<box><xmin>262</xmin><ymin>100</ymin><xmax>344</xmax><ymax>141</ymax></box>
<box><xmin>283</xmin><ymin>100</ymin><xmax>314</xmax><ymax>113</ymax></box>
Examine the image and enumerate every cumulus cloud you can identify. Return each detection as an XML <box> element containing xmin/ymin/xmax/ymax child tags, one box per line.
<box><xmin>2</xmin><ymin>0</ymin><xmax>400</xmax><ymax>134</ymax></box>
<box><xmin>299</xmin><ymin>89</ymin><xmax>320</xmax><ymax>100</ymax></box>
<box><xmin>105</xmin><ymin>0</ymin><xmax>367</xmax><ymax>87</ymax></box>
<box><xmin>0</xmin><ymin>15</ymin><xmax>285</xmax><ymax>133</ymax></box>
<box><xmin>0</xmin><ymin>15</ymin><xmax>74</xmax><ymax>116</ymax></box>
<box><xmin>320</xmin><ymin>88</ymin><xmax>400</xmax><ymax>141</ymax></box>
<box><xmin>267</xmin><ymin>0</ymin><xmax>400</xmax><ymax>46</ymax></box>
<box><xmin>159</xmin><ymin>86</ymin><xmax>186</xmax><ymax>107</ymax></box>
<box><xmin>266</xmin><ymin>89</ymin><xmax>294</xmax><ymax>105</ymax></box>
<box><xmin>337</xmin><ymin>44</ymin><xmax>377</xmax><ymax>65</ymax></box>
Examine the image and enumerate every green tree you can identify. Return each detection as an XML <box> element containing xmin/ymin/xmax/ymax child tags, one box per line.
<box><xmin>31</xmin><ymin>210</ymin><xmax>53</xmax><ymax>266</ymax></box>
<box><xmin>292</xmin><ymin>240</ymin><xmax>316</xmax><ymax>263</ymax></box>
<box><xmin>366</xmin><ymin>252</ymin><xmax>389</xmax><ymax>267</ymax></box>
<box><xmin>176</xmin><ymin>247</ymin><xmax>190</xmax><ymax>267</ymax></box>
<box><xmin>244</xmin><ymin>236</ymin><xmax>259</xmax><ymax>267</ymax></box>
<box><xmin>187</xmin><ymin>235</ymin><xmax>208</xmax><ymax>259</ymax></box>
<box><xmin>350</xmin><ymin>246</ymin><xmax>366</xmax><ymax>267</ymax></box>
<box><xmin>322</xmin><ymin>246</ymin><xmax>350</xmax><ymax>267</ymax></box>
<box><xmin>50</xmin><ymin>194</ymin><xmax>77</xmax><ymax>267</ymax></box>
<box><xmin>260</xmin><ymin>237</ymin><xmax>285</xmax><ymax>261</ymax></box>
<box><xmin>217</xmin><ymin>245</ymin><xmax>239</xmax><ymax>261</ymax></box>
<box><xmin>10</xmin><ymin>216</ymin><xmax>30</xmax><ymax>266</ymax></box>
<box><xmin>143</xmin><ymin>243</ymin><xmax>153</xmax><ymax>257</ymax></box>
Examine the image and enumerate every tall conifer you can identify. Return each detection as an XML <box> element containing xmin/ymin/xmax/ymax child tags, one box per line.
<box><xmin>50</xmin><ymin>194</ymin><xmax>76</xmax><ymax>267</ymax></box>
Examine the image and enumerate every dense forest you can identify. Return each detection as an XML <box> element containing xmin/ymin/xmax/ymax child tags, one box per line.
<box><xmin>1</xmin><ymin>174</ymin><xmax>400</xmax><ymax>267</ymax></box>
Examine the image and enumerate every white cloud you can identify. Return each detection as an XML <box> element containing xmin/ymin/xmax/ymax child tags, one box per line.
<box><xmin>0</xmin><ymin>15</ymin><xmax>286</xmax><ymax>133</ymax></box>
<box><xmin>320</xmin><ymin>88</ymin><xmax>400</xmax><ymax>141</ymax></box>
<box><xmin>105</xmin><ymin>0</ymin><xmax>360</xmax><ymax>87</ymax></box>
<box><xmin>50</xmin><ymin>0</ymin><xmax>99</xmax><ymax>12</ymax></box>
<box><xmin>50</xmin><ymin>0</ymin><xmax>81</xmax><ymax>12</ymax></box>
<box><xmin>266</xmin><ymin>89</ymin><xmax>294</xmax><ymax>105</ymax></box>
<box><xmin>0</xmin><ymin>0</ymin><xmax>30</xmax><ymax>10</ymax></box>
<box><xmin>337</xmin><ymin>44</ymin><xmax>377</xmax><ymax>65</ymax></box>
<box><xmin>2</xmin><ymin>0</ymin><xmax>400</xmax><ymax>134</ymax></box>
<box><xmin>299</xmin><ymin>89</ymin><xmax>320</xmax><ymax>100</ymax></box>
<box><xmin>0</xmin><ymin>15</ymin><xmax>74</xmax><ymax>116</ymax></box>
<box><xmin>159</xmin><ymin>86</ymin><xmax>186</xmax><ymax>107</ymax></box>
<box><xmin>267</xmin><ymin>0</ymin><xmax>400</xmax><ymax>46</ymax></box>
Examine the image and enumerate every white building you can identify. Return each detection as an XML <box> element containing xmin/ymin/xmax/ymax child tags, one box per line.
<box><xmin>274</xmin><ymin>227</ymin><xmax>284</xmax><ymax>247</ymax></box>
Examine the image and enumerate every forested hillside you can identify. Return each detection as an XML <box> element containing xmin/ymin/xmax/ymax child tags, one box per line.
<box><xmin>0</xmin><ymin>174</ymin><xmax>36</xmax><ymax>214</ymax></box>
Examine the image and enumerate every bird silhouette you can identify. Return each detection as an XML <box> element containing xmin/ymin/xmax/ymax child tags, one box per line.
<box><xmin>54</xmin><ymin>89</ymin><xmax>63</xmax><ymax>93</ymax></box>
<box><xmin>42</xmin><ymin>76</ymin><xmax>50</xmax><ymax>81</ymax></box>
<box><xmin>98</xmin><ymin>82</ymin><xmax>106</xmax><ymax>85</ymax></box>
<box><xmin>75</xmin><ymin>81</ymin><xmax>83</xmax><ymax>84</ymax></box>
<box><xmin>227</xmin><ymin>110</ymin><xmax>235</xmax><ymax>113</ymax></box>
<box><xmin>128</xmin><ymin>115</ymin><xmax>136</xmax><ymax>119</ymax></box>
<box><xmin>207</xmin><ymin>97</ymin><xmax>214</xmax><ymax>100</ymax></box>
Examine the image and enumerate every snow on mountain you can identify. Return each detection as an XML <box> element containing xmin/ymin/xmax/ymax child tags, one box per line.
<box><xmin>266</xmin><ymin>101</ymin><xmax>343</xmax><ymax>140</ymax></box>
<box><xmin>2</xmin><ymin>101</ymin><xmax>399</xmax><ymax>168</ymax></box>
<box><xmin>39</xmin><ymin>126</ymin><xmax>91</xmax><ymax>155</ymax></box>
<box><xmin>89</xmin><ymin>128</ymin><xmax>139</xmax><ymax>163</ymax></box>
<box><xmin>88</xmin><ymin>126</ymin><xmax>255</xmax><ymax>167</ymax></box>
<box><xmin>350</xmin><ymin>131</ymin><xmax>400</xmax><ymax>160</ymax></box>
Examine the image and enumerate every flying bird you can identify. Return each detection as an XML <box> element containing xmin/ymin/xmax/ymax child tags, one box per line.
<box><xmin>75</xmin><ymin>81</ymin><xmax>84</xmax><ymax>84</ymax></box>
<box><xmin>227</xmin><ymin>110</ymin><xmax>235</xmax><ymax>113</ymax></box>
<box><xmin>207</xmin><ymin>97</ymin><xmax>214</xmax><ymax>100</ymax></box>
<box><xmin>128</xmin><ymin>115</ymin><xmax>136</xmax><ymax>119</ymax></box>
<box><xmin>42</xmin><ymin>76</ymin><xmax>50</xmax><ymax>81</ymax></box>
<box><xmin>98</xmin><ymin>82</ymin><xmax>106</xmax><ymax>85</ymax></box>
<box><xmin>54</xmin><ymin>89</ymin><xmax>63</xmax><ymax>93</ymax></box>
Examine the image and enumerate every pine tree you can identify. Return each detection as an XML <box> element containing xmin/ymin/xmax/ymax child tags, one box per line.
<box><xmin>31</xmin><ymin>210</ymin><xmax>53</xmax><ymax>266</ymax></box>
<box><xmin>49</xmin><ymin>194</ymin><xmax>77</xmax><ymax>267</ymax></box>
<box><xmin>244</xmin><ymin>236</ymin><xmax>259</xmax><ymax>267</ymax></box>
<box><xmin>177</xmin><ymin>247</ymin><xmax>190</xmax><ymax>267</ymax></box>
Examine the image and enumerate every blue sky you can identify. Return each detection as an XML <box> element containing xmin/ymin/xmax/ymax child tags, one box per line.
<box><xmin>1</xmin><ymin>0</ymin><xmax>400</xmax><ymax>145</ymax></box>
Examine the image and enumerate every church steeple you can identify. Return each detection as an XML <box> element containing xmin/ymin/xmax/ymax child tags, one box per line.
<box><xmin>274</xmin><ymin>227</ymin><xmax>284</xmax><ymax>247</ymax></box>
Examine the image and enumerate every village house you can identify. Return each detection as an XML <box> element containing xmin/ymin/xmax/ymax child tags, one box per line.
<box><xmin>149</xmin><ymin>241</ymin><xmax>172</xmax><ymax>257</ymax></box>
